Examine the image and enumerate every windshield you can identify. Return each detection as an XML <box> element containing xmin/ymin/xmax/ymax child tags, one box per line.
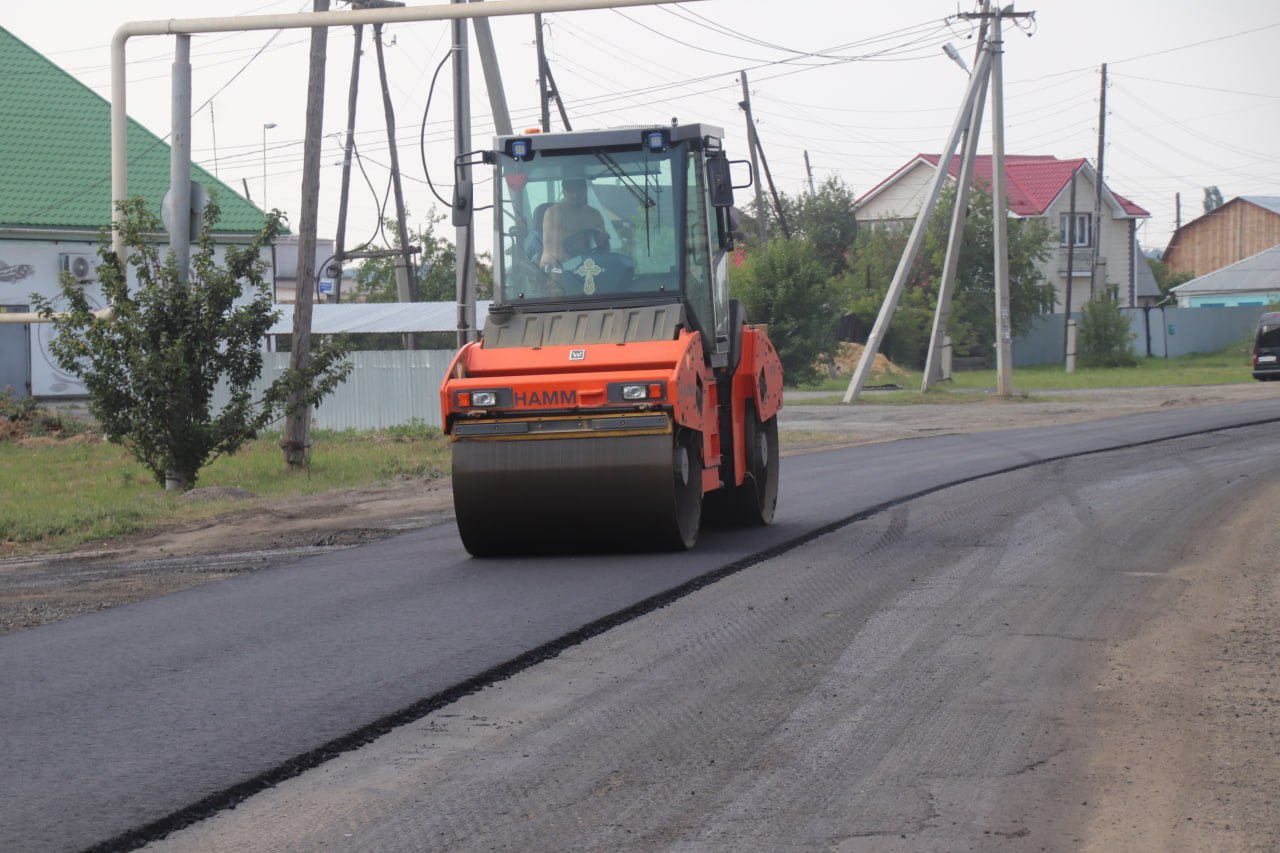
<box><xmin>495</xmin><ymin>147</ymin><xmax>681</xmax><ymax>304</ymax></box>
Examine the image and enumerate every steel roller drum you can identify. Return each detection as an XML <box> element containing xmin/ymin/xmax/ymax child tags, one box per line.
<box><xmin>451</xmin><ymin>418</ymin><xmax>701</xmax><ymax>556</ymax></box>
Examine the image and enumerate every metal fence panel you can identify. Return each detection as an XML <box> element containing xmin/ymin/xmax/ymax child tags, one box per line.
<box><xmin>215</xmin><ymin>350</ymin><xmax>455</xmax><ymax>431</ymax></box>
<box><xmin>1014</xmin><ymin>306</ymin><xmax>1265</xmax><ymax>366</ymax></box>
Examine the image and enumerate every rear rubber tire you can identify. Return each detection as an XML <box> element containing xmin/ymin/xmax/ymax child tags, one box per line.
<box><xmin>712</xmin><ymin>406</ymin><xmax>779</xmax><ymax>527</ymax></box>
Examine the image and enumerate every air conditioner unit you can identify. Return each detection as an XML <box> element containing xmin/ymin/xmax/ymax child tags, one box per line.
<box><xmin>59</xmin><ymin>253</ymin><xmax>96</xmax><ymax>281</ymax></box>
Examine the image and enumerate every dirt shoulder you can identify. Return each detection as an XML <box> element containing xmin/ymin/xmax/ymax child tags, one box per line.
<box><xmin>2</xmin><ymin>383</ymin><xmax>1278</xmax><ymax>636</ymax></box>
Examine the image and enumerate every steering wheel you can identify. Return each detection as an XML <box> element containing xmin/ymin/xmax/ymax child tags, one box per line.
<box><xmin>562</xmin><ymin>227</ymin><xmax>609</xmax><ymax>259</ymax></box>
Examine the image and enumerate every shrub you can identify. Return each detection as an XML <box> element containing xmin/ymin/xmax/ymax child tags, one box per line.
<box><xmin>1078</xmin><ymin>288</ymin><xmax>1137</xmax><ymax>367</ymax></box>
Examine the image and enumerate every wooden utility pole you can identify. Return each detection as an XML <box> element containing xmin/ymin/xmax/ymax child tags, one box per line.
<box><xmin>1090</xmin><ymin>63</ymin><xmax>1108</xmax><ymax>301</ymax></box>
<box><xmin>535</xmin><ymin>14</ymin><xmax>551</xmax><ymax>131</ymax></box>
<box><xmin>739</xmin><ymin>72</ymin><xmax>768</xmax><ymax>244</ymax></box>
<box><xmin>282</xmin><ymin>0</ymin><xmax>329</xmax><ymax>470</ymax></box>
<box><xmin>373</xmin><ymin>21</ymin><xmax>419</xmax><ymax>316</ymax></box>
<box><xmin>804</xmin><ymin>150</ymin><xmax>816</xmax><ymax>195</ymax></box>
<box><xmin>332</xmin><ymin>21</ymin><xmax>364</xmax><ymax>305</ymax></box>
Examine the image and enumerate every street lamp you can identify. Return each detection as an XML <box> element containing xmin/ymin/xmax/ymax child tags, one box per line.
<box><xmin>262</xmin><ymin>122</ymin><xmax>277</xmax><ymax>212</ymax></box>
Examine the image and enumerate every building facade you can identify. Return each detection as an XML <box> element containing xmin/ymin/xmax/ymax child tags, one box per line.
<box><xmin>855</xmin><ymin>154</ymin><xmax>1153</xmax><ymax>313</ymax></box>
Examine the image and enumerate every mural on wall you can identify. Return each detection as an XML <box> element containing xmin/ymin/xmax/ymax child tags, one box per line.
<box><xmin>0</xmin><ymin>260</ymin><xmax>35</xmax><ymax>283</ymax></box>
<box><xmin>1</xmin><ymin>246</ymin><xmax>103</xmax><ymax>396</ymax></box>
<box><xmin>4</xmin><ymin>243</ymin><xmax>270</xmax><ymax>397</ymax></box>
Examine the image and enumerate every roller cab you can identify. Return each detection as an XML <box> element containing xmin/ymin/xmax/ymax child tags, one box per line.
<box><xmin>442</xmin><ymin>123</ymin><xmax>783</xmax><ymax>556</ymax></box>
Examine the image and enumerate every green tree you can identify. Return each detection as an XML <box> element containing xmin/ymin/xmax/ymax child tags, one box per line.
<box><xmin>729</xmin><ymin>238</ymin><xmax>835</xmax><ymax>385</ymax></box>
<box><xmin>1077</xmin><ymin>286</ymin><xmax>1137</xmax><ymax>367</ymax></box>
<box><xmin>351</xmin><ymin>210</ymin><xmax>492</xmax><ymax>303</ymax></box>
<box><xmin>783</xmin><ymin>176</ymin><xmax>859</xmax><ymax>276</ymax></box>
<box><xmin>840</xmin><ymin>184</ymin><xmax>1056</xmax><ymax>366</ymax></box>
<box><xmin>1146</xmin><ymin>255</ymin><xmax>1193</xmax><ymax>301</ymax></box>
<box><xmin>34</xmin><ymin>196</ymin><xmax>351</xmax><ymax>491</ymax></box>
<box><xmin>1203</xmin><ymin>186</ymin><xmax>1224</xmax><ymax>214</ymax></box>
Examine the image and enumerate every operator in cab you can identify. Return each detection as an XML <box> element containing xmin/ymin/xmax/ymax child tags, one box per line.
<box><xmin>539</xmin><ymin>178</ymin><xmax>610</xmax><ymax>274</ymax></box>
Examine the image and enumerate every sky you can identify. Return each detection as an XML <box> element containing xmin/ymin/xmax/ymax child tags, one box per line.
<box><xmin>5</xmin><ymin>0</ymin><xmax>1279</xmax><ymax>259</ymax></box>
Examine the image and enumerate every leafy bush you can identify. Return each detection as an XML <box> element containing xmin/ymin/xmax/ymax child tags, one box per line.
<box><xmin>730</xmin><ymin>238</ymin><xmax>836</xmax><ymax>385</ymax></box>
<box><xmin>1078</xmin><ymin>288</ymin><xmax>1137</xmax><ymax>367</ymax></box>
<box><xmin>34</xmin><ymin>196</ymin><xmax>350</xmax><ymax>490</ymax></box>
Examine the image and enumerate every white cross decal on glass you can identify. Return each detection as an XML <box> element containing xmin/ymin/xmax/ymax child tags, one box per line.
<box><xmin>575</xmin><ymin>258</ymin><xmax>604</xmax><ymax>294</ymax></box>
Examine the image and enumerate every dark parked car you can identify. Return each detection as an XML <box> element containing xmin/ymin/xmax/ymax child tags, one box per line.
<box><xmin>1252</xmin><ymin>312</ymin><xmax>1280</xmax><ymax>380</ymax></box>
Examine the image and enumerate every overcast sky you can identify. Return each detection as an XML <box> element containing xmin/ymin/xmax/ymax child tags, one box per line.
<box><xmin>6</xmin><ymin>0</ymin><xmax>1279</xmax><ymax>257</ymax></box>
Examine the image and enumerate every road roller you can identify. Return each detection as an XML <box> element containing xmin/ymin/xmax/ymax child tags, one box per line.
<box><xmin>441</xmin><ymin>122</ymin><xmax>783</xmax><ymax>556</ymax></box>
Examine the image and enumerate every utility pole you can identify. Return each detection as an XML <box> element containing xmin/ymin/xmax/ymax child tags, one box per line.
<box><xmin>471</xmin><ymin>7</ymin><xmax>513</xmax><ymax>137</ymax></box>
<box><xmin>1063</xmin><ymin>165</ymin><xmax>1079</xmax><ymax>359</ymax></box>
<box><xmin>803</xmin><ymin>150</ymin><xmax>816</xmax><ymax>195</ymax></box>
<box><xmin>739</xmin><ymin>71</ymin><xmax>767</xmax><ymax>244</ymax></box>
<box><xmin>1175</xmin><ymin>191</ymin><xmax>1181</xmax><ymax>230</ymax></box>
<box><xmin>1090</xmin><ymin>62</ymin><xmax>1107</xmax><ymax>301</ymax></box>
<box><xmin>843</xmin><ymin>43</ymin><xmax>993</xmax><ymax>403</ymax></box>
<box><xmin>534</xmin><ymin>13</ymin><xmax>551</xmax><ymax>131</ymax></box>
<box><xmin>753</xmin><ymin>127</ymin><xmax>791</xmax><ymax>239</ymax></box>
<box><xmin>168</xmin><ymin>34</ymin><xmax>193</xmax><ymax>284</ymax></box>
<box><xmin>452</xmin><ymin>0</ymin><xmax>477</xmax><ymax>346</ymax></box>
<box><xmin>283</xmin><ymin>0</ymin><xmax>330</xmax><ymax>470</ymax></box>
<box><xmin>332</xmin><ymin>25</ymin><xmax>363</xmax><ymax>305</ymax></box>
<box><xmin>921</xmin><ymin>4</ymin><xmax>990</xmax><ymax>392</ymax></box>
<box><xmin>989</xmin><ymin>4</ymin><xmax>1013</xmax><ymax>397</ymax></box>
<box><xmin>373</xmin><ymin>20</ymin><xmax>418</xmax><ymax>321</ymax></box>
<box><xmin>532</xmin><ymin>16</ymin><xmax>571</xmax><ymax>131</ymax></box>
<box><xmin>332</xmin><ymin>21</ymin><xmax>363</xmax><ymax>305</ymax></box>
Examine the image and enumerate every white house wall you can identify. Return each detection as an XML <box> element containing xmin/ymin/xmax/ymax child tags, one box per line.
<box><xmin>0</xmin><ymin>239</ymin><xmax>267</xmax><ymax>397</ymax></box>
<box><xmin>854</xmin><ymin>165</ymin><xmax>1138</xmax><ymax>314</ymax></box>
<box><xmin>855</xmin><ymin>162</ymin><xmax>936</xmax><ymax>224</ymax></box>
<box><xmin>1039</xmin><ymin>186</ymin><xmax>1136</xmax><ymax>313</ymax></box>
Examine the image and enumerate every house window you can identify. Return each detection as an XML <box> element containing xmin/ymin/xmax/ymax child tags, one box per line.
<box><xmin>1059</xmin><ymin>212</ymin><xmax>1091</xmax><ymax>247</ymax></box>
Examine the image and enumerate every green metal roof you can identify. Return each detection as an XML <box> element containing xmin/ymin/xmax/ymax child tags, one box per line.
<box><xmin>0</xmin><ymin>25</ymin><xmax>268</xmax><ymax>234</ymax></box>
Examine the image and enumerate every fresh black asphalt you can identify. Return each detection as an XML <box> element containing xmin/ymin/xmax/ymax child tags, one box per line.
<box><xmin>2</xmin><ymin>398</ymin><xmax>1278</xmax><ymax>852</ymax></box>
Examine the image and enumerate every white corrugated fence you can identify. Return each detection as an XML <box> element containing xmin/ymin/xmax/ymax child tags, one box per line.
<box><xmin>215</xmin><ymin>349</ymin><xmax>456</xmax><ymax>431</ymax></box>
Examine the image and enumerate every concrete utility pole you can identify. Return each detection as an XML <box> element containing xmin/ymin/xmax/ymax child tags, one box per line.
<box><xmin>167</xmin><ymin>34</ymin><xmax>193</xmax><ymax>283</ymax></box>
<box><xmin>989</xmin><ymin>6</ymin><xmax>1014</xmax><ymax>397</ymax></box>
<box><xmin>921</xmin><ymin>5</ymin><xmax>990</xmax><ymax>392</ymax></box>
<box><xmin>843</xmin><ymin>43</ymin><xmax>993</xmax><ymax>404</ymax></box>
<box><xmin>804</xmin><ymin>150</ymin><xmax>816</xmax><ymax>195</ymax></box>
<box><xmin>1063</xmin><ymin>165</ymin><xmax>1079</xmax><ymax>360</ymax></box>
<box><xmin>452</xmin><ymin>0</ymin><xmax>478</xmax><ymax>346</ymax></box>
<box><xmin>282</xmin><ymin>0</ymin><xmax>330</xmax><ymax>471</ymax></box>
<box><xmin>471</xmin><ymin>8</ymin><xmax>513</xmax><ymax>137</ymax></box>
<box><xmin>1090</xmin><ymin>62</ymin><xmax>1108</xmax><ymax>301</ymax></box>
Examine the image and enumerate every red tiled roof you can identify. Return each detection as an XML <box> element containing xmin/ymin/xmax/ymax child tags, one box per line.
<box><xmin>865</xmin><ymin>154</ymin><xmax>1149</xmax><ymax>218</ymax></box>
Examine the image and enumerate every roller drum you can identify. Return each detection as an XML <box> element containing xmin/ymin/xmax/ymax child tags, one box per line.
<box><xmin>452</xmin><ymin>428</ymin><xmax>702</xmax><ymax>556</ymax></box>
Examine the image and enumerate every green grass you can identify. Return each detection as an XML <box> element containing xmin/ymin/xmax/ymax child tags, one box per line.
<box><xmin>797</xmin><ymin>346</ymin><xmax>1255</xmax><ymax>398</ymax></box>
<box><xmin>1</xmin><ymin>344</ymin><xmax>1258</xmax><ymax>554</ymax></box>
<box><xmin>0</xmin><ymin>423</ymin><xmax>451</xmax><ymax>556</ymax></box>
